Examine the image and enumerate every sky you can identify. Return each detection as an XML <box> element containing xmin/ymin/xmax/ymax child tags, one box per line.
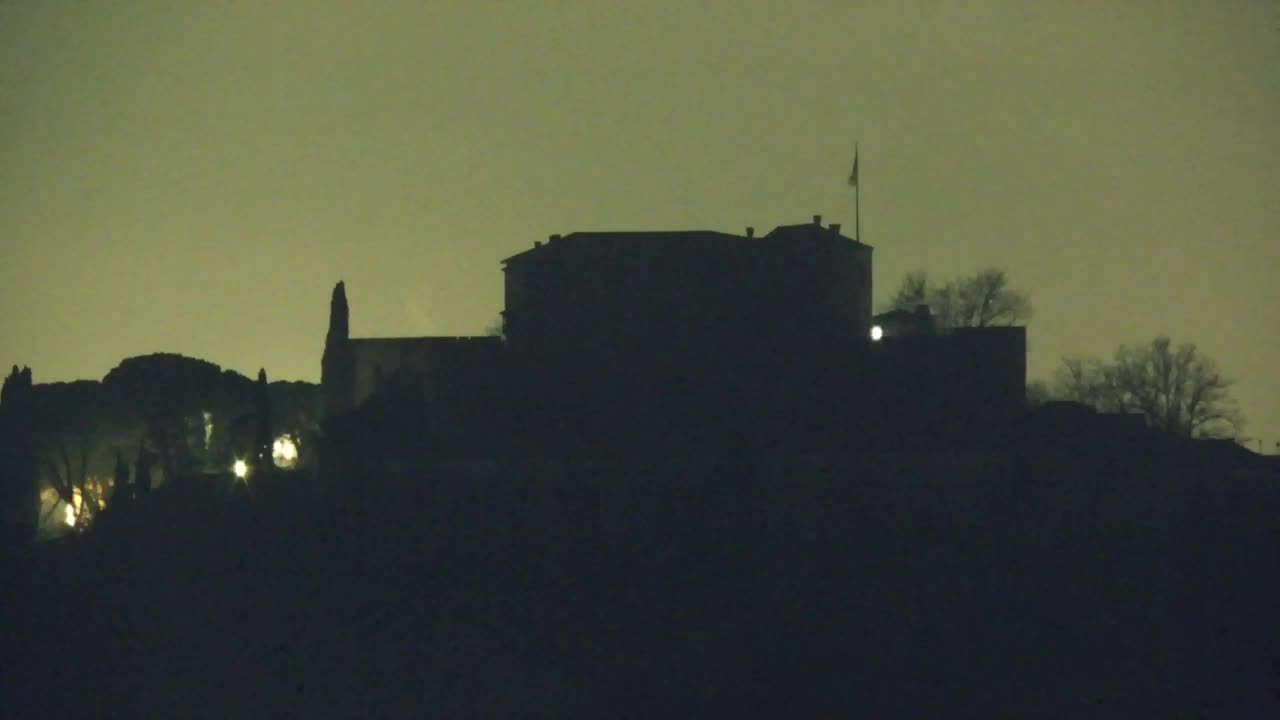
<box><xmin>2</xmin><ymin>1</ymin><xmax>1277</xmax><ymax>448</ymax></box>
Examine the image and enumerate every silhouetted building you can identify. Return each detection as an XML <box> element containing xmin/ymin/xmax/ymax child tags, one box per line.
<box><xmin>1028</xmin><ymin>401</ymin><xmax>1149</xmax><ymax>440</ymax></box>
<box><xmin>501</xmin><ymin>219</ymin><xmax>873</xmax><ymax>357</ymax></box>
<box><xmin>321</xmin><ymin>216</ymin><xmax>1027</xmax><ymax>455</ymax></box>
<box><xmin>870</xmin><ymin>305</ymin><xmax>936</xmax><ymax>338</ymax></box>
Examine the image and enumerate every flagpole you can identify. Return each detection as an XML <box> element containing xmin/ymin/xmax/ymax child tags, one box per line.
<box><xmin>853</xmin><ymin>144</ymin><xmax>860</xmax><ymax>243</ymax></box>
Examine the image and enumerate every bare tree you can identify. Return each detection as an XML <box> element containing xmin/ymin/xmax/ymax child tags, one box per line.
<box><xmin>887</xmin><ymin>272</ymin><xmax>929</xmax><ymax>312</ymax></box>
<box><xmin>19</xmin><ymin>382</ymin><xmax>111</xmax><ymax>529</ymax></box>
<box><xmin>11</xmin><ymin>378</ymin><xmax>146</xmax><ymax>531</ymax></box>
<box><xmin>1052</xmin><ymin>337</ymin><xmax>1243</xmax><ymax>438</ymax></box>
<box><xmin>1051</xmin><ymin>356</ymin><xmax>1114</xmax><ymax>411</ymax></box>
<box><xmin>1108</xmin><ymin>337</ymin><xmax>1242</xmax><ymax>438</ymax></box>
<box><xmin>885</xmin><ymin>268</ymin><xmax>1031</xmax><ymax>328</ymax></box>
<box><xmin>937</xmin><ymin>269</ymin><xmax>1032</xmax><ymax>328</ymax></box>
<box><xmin>32</xmin><ymin>422</ymin><xmax>103</xmax><ymax>529</ymax></box>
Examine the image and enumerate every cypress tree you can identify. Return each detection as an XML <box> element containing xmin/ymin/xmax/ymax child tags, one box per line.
<box><xmin>321</xmin><ymin>281</ymin><xmax>354</xmax><ymax>419</ymax></box>
<box><xmin>112</xmin><ymin>449</ymin><xmax>131</xmax><ymax>504</ymax></box>
<box><xmin>254</xmin><ymin>369</ymin><xmax>272</xmax><ymax>470</ymax></box>
<box><xmin>134</xmin><ymin>440</ymin><xmax>152</xmax><ymax>495</ymax></box>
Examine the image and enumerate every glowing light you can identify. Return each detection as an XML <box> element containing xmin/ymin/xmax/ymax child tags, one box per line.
<box><xmin>233</xmin><ymin>459</ymin><xmax>248</xmax><ymax>479</ymax></box>
<box><xmin>64</xmin><ymin>487</ymin><xmax>84</xmax><ymax>527</ymax></box>
<box><xmin>203</xmin><ymin>411</ymin><xmax>214</xmax><ymax>451</ymax></box>
<box><xmin>272</xmin><ymin>435</ymin><xmax>298</xmax><ymax>469</ymax></box>
<box><xmin>86</xmin><ymin>476</ymin><xmax>107</xmax><ymax>509</ymax></box>
<box><xmin>870</xmin><ymin>325</ymin><xmax>884</xmax><ymax>341</ymax></box>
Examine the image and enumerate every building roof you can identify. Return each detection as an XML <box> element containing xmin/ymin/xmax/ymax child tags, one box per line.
<box><xmin>348</xmin><ymin>336</ymin><xmax>500</xmax><ymax>347</ymax></box>
<box><xmin>762</xmin><ymin>223</ymin><xmax>872</xmax><ymax>250</ymax></box>
<box><xmin>501</xmin><ymin>222</ymin><xmax>872</xmax><ymax>266</ymax></box>
<box><xmin>872</xmin><ymin>308</ymin><xmax>928</xmax><ymax>325</ymax></box>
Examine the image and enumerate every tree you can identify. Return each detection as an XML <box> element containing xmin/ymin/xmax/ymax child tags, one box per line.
<box><xmin>22</xmin><ymin>381</ymin><xmax>120</xmax><ymax>530</ymax></box>
<box><xmin>2</xmin><ymin>369</ymin><xmax>151</xmax><ymax>533</ymax></box>
<box><xmin>1</xmin><ymin>364</ymin><xmax>33</xmax><ymax>405</ymax></box>
<box><xmin>885</xmin><ymin>268</ymin><xmax>1032</xmax><ymax>328</ymax></box>
<box><xmin>1051</xmin><ymin>356</ymin><xmax>1113</xmax><ymax>411</ymax></box>
<box><xmin>103</xmin><ymin>353</ymin><xmax>254</xmax><ymax>480</ymax></box>
<box><xmin>1025</xmin><ymin>379</ymin><xmax>1052</xmax><ymax>408</ymax></box>
<box><xmin>321</xmin><ymin>281</ymin><xmax>355</xmax><ymax>419</ymax></box>
<box><xmin>887</xmin><ymin>272</ymin><xmax>929</xmax><ymax>312</ymax></box>
<box><xmin>1051</xmin><ymin>336</ymin><xmax>1244</xmax><ymax>438</ymax></box>
<box><xmin>253</xmin><ymin>369</ymin><xmax>273</xmax><ymax>470</ymax></box>
<box><xmin>134</xmin><ymin>439</ymin><xmax>153</xmax><ymax>495</ymax></box>
<box><xmin>265</xmin><ymin>380</ymin><xmax>321</xmax><ymax>470</ymax></box>
<box><xmin>0</xmin><ymin>366</ymin><xmax>40</xmax><ymax>544</ymax></box>
<box><xmin>110</xmin><ymin>450</ymin><xmax>131</xmax><ymax>504</ymax></box>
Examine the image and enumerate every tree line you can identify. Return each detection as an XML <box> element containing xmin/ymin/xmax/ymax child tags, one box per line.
<box><xmin>0</xmin><ymin>355</ymin><xmax>321</xmax><ymax>543</ymax></box>
<box><xmin>884</xmin><ymin>268</ymin><xmax>1244</xmax><ymax>440</ymax></box>
<box><xmin>1031</xmin><ymin>337</ymin><xmax>1243</xmax><ymax>439</ymax></box>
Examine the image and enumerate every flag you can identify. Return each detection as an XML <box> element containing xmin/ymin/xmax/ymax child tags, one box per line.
<box><xmin>848</xmin><ymin>151</ymin><xmax>859</xmax><ymax>187</ymax></box>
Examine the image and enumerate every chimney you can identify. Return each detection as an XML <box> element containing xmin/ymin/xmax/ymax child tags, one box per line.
<box><xmin>829</xmin><ymin>223</ymin><xmax>841</xmax><ymax>234</ymax></box>
<box><xmin>534</xmin><ymin>241</ymin><xmax>543</xmax><ymax>248</ymax></box>
<box><xmin>746</xmin><ymin>226</ymin><xmax>755</xmax><ymax>238</ymax></box>
<box><xmin>812</xmin><ymin>214</ymin><xmax>822</xmax><ymax>225</ymax></box>
<box><xmin>549</xmin><ymin>234</ymin><xmax>562</xmax><ymax>242</ymax></box>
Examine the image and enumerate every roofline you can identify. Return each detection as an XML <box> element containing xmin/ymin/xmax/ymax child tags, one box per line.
<box><xmin>501</xmin><ymin>225</ymin><xmax>871</xmax><ymax>264</ymax></box>
<box><xmin>349</xmin><ymin>336</ymin><xmax>499</xmax><ymax>343</ymax></box>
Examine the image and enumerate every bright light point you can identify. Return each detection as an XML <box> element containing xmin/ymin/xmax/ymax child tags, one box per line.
<box><xmin>870</xmin><ymin>325</ymin><xmax>884</xmax><ymax>341</ymax></box>
<box><xmin>63</xmin><ymin>504</ymin><xmax>75</xmax><ymax>527</ymax></box>
<box><xmin>233</xmin><ymin>460</ymin><xmax>248</xmax><ymax>479</ymax></box>
<box><xmin>272</xmin><ymin>435</ymin><xmax>298</xmax><ymax>469</ymax></box>
<box><xmin>71</xmin><ymin>486</ymin><xmax>83</xmax><ymax>521</ymax></box>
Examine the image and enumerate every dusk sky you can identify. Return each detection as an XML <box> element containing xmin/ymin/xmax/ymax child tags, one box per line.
<box><xmin>2</xmin><ymin>2</ymin><xmax>1276</xmax><ymax>446</ymax></box>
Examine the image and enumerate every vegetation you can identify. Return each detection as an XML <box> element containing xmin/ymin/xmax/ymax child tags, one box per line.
<box><xmin>1</xmin><ymin>303</ymin><xmax>1269</xmax><ymax>714</ymax></box>
<box><xmin>0</xmin><ymin>355</ymin><xmax>320</xmax><ymax>535</ymax></box>
<box><xmin>0</xmin><ymin>366</ymin><xmax>39</xmax><ymax>544</ymax></box>
<box><xmin>253</xmin><ymin>369</ymin><xmax>273</xmax><ymax>471</ymax></box>
<box><xmin>885</xmin><ymin>268</ymin><xmax>1032</xmax><ymax>328</ymax></box>
<box><xmin>4</xmin><ymin>441</ymin><xmax>1277</xmax><ymax>716</ymax></box>
<box><xmin>1050</xmin><ymin>336</ymin><xmax>1244</xmax><ymax>438</ymax></box>
<box><xmin>102</xmin><ymin>353</ymin><xmax>236</xmax><ymax>481</ymax></box>
<box><xmin>25</xmin><ymin>381</ymin><xmax>124</xmax><ymax>529</ymax></box>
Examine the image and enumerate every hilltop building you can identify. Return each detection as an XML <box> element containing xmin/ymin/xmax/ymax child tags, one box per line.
<box><xmin>321</xmin><ymin>216</ymin><xmax>1026</xmax><ymax>454</ymax></box>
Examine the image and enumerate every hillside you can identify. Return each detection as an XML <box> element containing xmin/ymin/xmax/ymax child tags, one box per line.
<box><xmin>3</xmin><ymin>435</ymin><xmax>1278</xmax><ymax>717</ymax></box>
